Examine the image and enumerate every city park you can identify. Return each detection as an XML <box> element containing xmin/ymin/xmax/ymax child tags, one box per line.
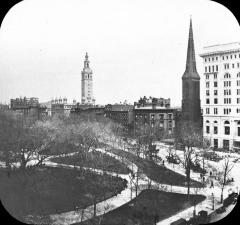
<box><xmin>0</xmin><ymin>109</ymin><xmax>239</xmax><ymax>225</ymax></box>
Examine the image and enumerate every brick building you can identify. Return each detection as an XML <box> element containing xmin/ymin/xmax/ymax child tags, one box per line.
<box><xmin>10</xmin><ymin>97</ymin><xmax>47</xmax><ymax>120</ymax></box>
<box><xmin>134</xmin><ymin>96</ymin><xmax>178</xmax><ymax>137</ymax></box>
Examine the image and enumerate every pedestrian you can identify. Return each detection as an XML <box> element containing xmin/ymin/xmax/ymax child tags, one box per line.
<box><xmin>210</xmin><ymin>180</ymin><xmax>214</xmax><ymax>188</ymax></box>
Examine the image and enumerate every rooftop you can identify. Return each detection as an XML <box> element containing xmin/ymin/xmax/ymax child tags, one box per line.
<box><xmin>200</xmin><ymin>42</ymin><xmax>240</xmax><ymax>57</ymax></box>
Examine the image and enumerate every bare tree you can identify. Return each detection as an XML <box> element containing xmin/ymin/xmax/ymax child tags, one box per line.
<box><xmin>217</xmin><ymin>156</ymin><xmax>239</xmax><ymax>203</ymax></box>
<box><xmin>0</xmin><ymin>110</ymin><xmax>54</xmax><ymax>171</ymax></box>
<box><xmin>175</xmin><ymin>121</ymin><xmax>203</xmax><ymax>197</ymax></box>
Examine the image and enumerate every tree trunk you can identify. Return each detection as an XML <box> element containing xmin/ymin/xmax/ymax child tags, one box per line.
<box><xmin>93</xmin><ymin>199</ymin><xmax>97</xmax><ymax>218</ymax></box>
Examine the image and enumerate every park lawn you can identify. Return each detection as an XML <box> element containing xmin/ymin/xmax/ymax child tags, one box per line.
<box><xmin>50</xmin><ymin>150</ymin><xmax>131</xmax><ymax>174</ymax></box>
<box><xmin>78</xmin><ymin>189</ymin><xmax>206</xmax><ymax>225</ymax></box>
<box><xmin>110</xmin><ymin>148</ymin><xmax>203</xmax><ymax>188</ymax></box>
<box><xmin>40</xmin><ymin>142</ymin><xmax>80</xmax><ymax>155</ymax></box>
<box><xmin>0</xmin><ymin>167</ymin><xmax>127</xmax><ymax>223</ymax></box>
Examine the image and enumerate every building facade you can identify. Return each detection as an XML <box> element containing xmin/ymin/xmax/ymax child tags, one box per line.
<box><xmin>70</xmin><ymin>104</ymin><xmax>105</xmax><ymax>120</ymax></box>
<box><xmin>200</xmin><ymin>42</ymin><xmax>240</xmax><ymax>150</ymax></box>
<box><xmin>10</xmin><ymin>97</ymin><xmax>47</xmax><ymax>120</ymax></box>
<box><xmin>181</xmin><ymin>19</ymin><xmax>201</xmax><ymax>123</ymax></box>
<box><xmin>81</xmin><ymin>53</ymin><xmax>95</xmax><ymax>105</ymax></box>
<box><xmin>50</xmin><ymin>98</ymin><xmax>77</xmax><ymax>117</ymax></box>
<box><xmin>134</xmin><ymin>96</ymin><xmax>177</xmax><ymax>137</ymax></box>
<box><xmin>105</xmin><ymin>104</ymin><xmax>134</xmax><ymax>130</ymax></box>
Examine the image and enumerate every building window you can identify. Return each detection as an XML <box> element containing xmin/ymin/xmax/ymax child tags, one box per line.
<box><xmin>224</xmin><ymin>73</ymin><xmax>231</xmax><ymax>79</ymax></box>
<box><xmin>212</xmin><ymin>65</ymin><xmax>214</xmax><ymax>72</ymax></box>
<box><xmin>223</xmin><ymin>140</ymin><xmax>229</xmax><ymax>150</ymax></box>
<box><xmin>224</xmin><ymin>108</ymin><xmax>231</xmax><ymax>114</ymax></box>
<box><xmin>214</xmin><ymin>98</ymin><xmax>218</xmax><ymax>104</ymax></box>
<box><xmin>206</xmin><ymin>90</ymin><xmax>210</xmax><ymax>96</ymax></box>
<box><xmin>232</xmin><ymin>63</ymin><xmax>235</xmax><ymax>68</ymax></box>
<box><xmin>205</xmin><ymin>67</ymin><xmax>207</xmax><ymax>73</ymax></box>
<box><xmin>237</xmin><ymin>98</ymin><xmax>240</xmax><ymax>104</ymax></box>
<box><xmin>238</xmin><ymin>121</ymin><xmax>240</xmax><ymax>136</ymax></box>
<box><xmin>206</xmin><ymin>126</ymin><xmax>210</xmax><ymax>134</ymax></box>
<box><xmin>237</xmin><ymin>72</ymin><xmax>240</xmax><ymax>78</ymax></box>
<box><xmin>214</xmin><ymin>90</ymin><xmax>218</xmax><ymax>95</ymax></box>
<box><xmin>224</xmin><ymin>121</ymin><xmax>230</xmax><ymax>135</ymax></box>
<box><xmin>214</xmin><ymin>126</ymin><xmax>218</xmax><ymax>134</ymax></box>
<box><xmin>216</xmin><ymin>65</ymin><xmax>218</xmax><ymax>72</ymax></box>
<box><xmin>214</xmin><ymin>139</ymin><xmax>218</xmax><ymax>148</ymax></box>
<box><xmin>206</xmin><ymin>82</ymin><xmax>209</xmax><ymax>88</ymax></box>
<box><xmin>206</xmin><ymin>74</ymin><xmax>209</xmax><ymax>79</ymax></box>
<box><xmin>214</xmin><ymin>73</ymin><xmax>217</xmax><ymax>79</ymax></box>
<box><xmin>206</xmin><ymin>108</ymin><xmax>210</xmax><ymax>114</ymax></box>
<box><xmin>159</xmin><ymin>114</ymin><xmax>164</xmax><ymax>120</ymax></box>
<box><xmin>206</xmin><ymin>99</ymin><xmax>210</xmax><ymax>104</ymax></box>
<box><xmin>214</xmin><ymin>82</ymin><xmax>218</xmax><ymax>87</ymax></box>
<box><xmin>214</xmin><ymin>108</ymin><xmax>218</xmax><ymax>114</ymax></box>
<box><xmin>237</xmin><ymin>80</ymin><xmax>240</xmax><ymax>86</ymax></box>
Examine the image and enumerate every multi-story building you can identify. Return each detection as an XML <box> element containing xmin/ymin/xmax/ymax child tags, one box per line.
<box><xmin>105</xmin><ymin>104</ymin><xmax>134</xmax><ymax>130</ymax></box>
<box><xmin>70</xmin><ymin>104</ymin><xmax>105</xmax><ymax>119</ymax></box>
<box><xmin>81</xmin><ymin>53</ymin><xmax>95</xmax><ymax>105</ymax></box>
<box><xmin>181</xmin><ymin>19</ymin><xmax>201</xmax><ymax>123</ymax></box>
<box><xmin>0</xmin><ymin>103</ymin><xmax>9</xmax><ymax>110</ymax></box>
<box><xmin>50</xmin><ymin>98</ymin><xmax>77</xmax><ymax>117</ymax></box>
<box><xmin>10</xmin><ymin>97</ymin><xmax>47</xmax><ymax>120</ymax></box>
<box><xmin>200</xmin><ymin>42</ymin><xmax>240</xmax><ymax>150</ymax></box>
<box><xmin>133</xmin><ymin>96</ymin><xmax>177</xmax><ymax>136</ymax></box>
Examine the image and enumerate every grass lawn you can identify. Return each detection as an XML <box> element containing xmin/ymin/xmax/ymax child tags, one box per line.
<box><xmin>40</xmin><ymin>142</ymin><xmax>79</xmax><ymax>155</ymax></box>
<box><xmin>50</xmin><ymin>150</ymin><xmax>130</xmax><ymax>174</ymax></box>
<box><xmin>110</xmin><ymin>148</ymin><xmax>203</xmax><ymax>188</ymax></box>
<box><xmin>78</xmin><ymin>189</ymin><xmax>206</xmax><ymax>225</ymax></box>
<box><xmin>0</xmin><ymin>167</ymin><xmax>127</xmax><ymax>223</ymax></box>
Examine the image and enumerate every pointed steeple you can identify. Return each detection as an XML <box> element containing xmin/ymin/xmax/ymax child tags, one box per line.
<box><xmin>182</xmin><ymin>18</ymin><xmax>200</xmax><ymax>80</ymax></box>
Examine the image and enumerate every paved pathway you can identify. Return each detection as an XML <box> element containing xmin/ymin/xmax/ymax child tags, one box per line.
<box><xmin>1</xmin><ymin>139</ymin><xmax>239</xmax><ymax>225</ymax></box>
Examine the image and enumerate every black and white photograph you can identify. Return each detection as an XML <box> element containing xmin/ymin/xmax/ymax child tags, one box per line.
<box><xmin>0</xmin><ymin>0</ymin><xmax>240</xmax><ymax>224</ymax></box>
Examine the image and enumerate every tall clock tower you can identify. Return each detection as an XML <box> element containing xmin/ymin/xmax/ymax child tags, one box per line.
<box><xmin>182</xmin><ymin>19</ymin><xmax>201</xmax><ymax>123</ymax></box>
<box><xmin>81</xmin><ymin>53</ymin><xmax>95</xmax><ymax>105</ymax></box>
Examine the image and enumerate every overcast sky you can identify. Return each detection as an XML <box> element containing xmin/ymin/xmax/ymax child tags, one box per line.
<box><xmin>0</xmin><ymin>0</ymin><xmax>239</xmax><ymax>106</ymax></box>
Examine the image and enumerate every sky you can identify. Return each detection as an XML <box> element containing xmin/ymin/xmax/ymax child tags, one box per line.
<box><xmin>0</xmin><ymin>0</ymin><xmax>239</xmax><ymax>107</ymax></box>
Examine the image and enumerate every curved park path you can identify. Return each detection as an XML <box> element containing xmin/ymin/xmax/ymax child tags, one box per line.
<box><xmin>45</xmin><ymin>142</ymin><xmax>222</xmax><ymax>225</ymax></box>
<box><xmin>1</xmin><ymin>140</ymin><xmax>237</xmax><ymax>225</ymax></box>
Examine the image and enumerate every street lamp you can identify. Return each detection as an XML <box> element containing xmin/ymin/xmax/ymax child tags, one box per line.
<box><xmin>212</xmin><ymin>192</ymin><xmax>215</xmax><ymax>210</ymax></box>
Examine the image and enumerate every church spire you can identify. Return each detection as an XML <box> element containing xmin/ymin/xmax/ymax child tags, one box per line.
<box><xmin>182</xmin><ymin>18</ymin><xmax>200</xmax><ymax>79</ymax></box>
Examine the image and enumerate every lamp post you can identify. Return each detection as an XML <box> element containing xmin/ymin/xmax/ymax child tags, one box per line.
<box><xmin>212</xmin><ymin>192</ymin><xmax>215</xmax><ymax>210</ymax></box>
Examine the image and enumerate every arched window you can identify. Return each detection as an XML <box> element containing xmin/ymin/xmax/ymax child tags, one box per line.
<box><xmin>224</xmin><ymin>121</ymin><xmax>230</xmax><ymax>135</ymax></box>
<box><xmin>214</xmin><ymin>121</ymin><xmax>218</xmax><ymax>134</ymax></box>
<box><xmin>224</xmin><ymin>73</ymin><xmax>231</xmax><ymax>79</ymax></box>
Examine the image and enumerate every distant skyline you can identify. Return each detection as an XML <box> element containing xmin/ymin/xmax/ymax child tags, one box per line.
<box><xmin>0</xmin><ymin>0</ymin><xmax>240</xmax><ymax>106</ymax></box>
